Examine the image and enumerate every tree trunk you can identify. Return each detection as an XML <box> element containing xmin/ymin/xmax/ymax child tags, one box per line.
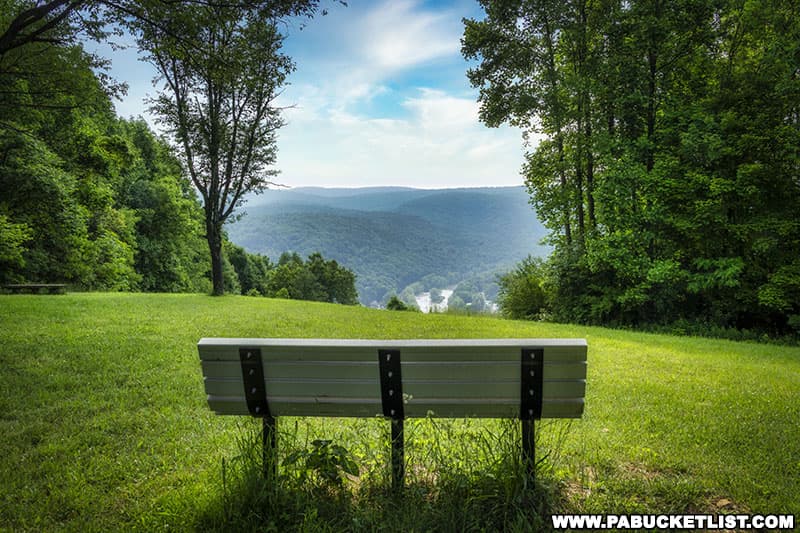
<box><xmin>207</xmin><ymin>219</ymin><xmax>224</xmax><ymax>296</ymax></box>
<box><xmin>585</xmin><ymin>103</ymin><xmax>596</xmax><ymax>230</ymax></box>
<box><xmin>542</xmin><ymin>11</ymin><xmax>571</xmax><ymax>245</ymax></box>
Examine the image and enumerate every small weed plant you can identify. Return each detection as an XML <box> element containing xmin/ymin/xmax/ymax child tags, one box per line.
<box><xmin>283</xmin><ymin>439</ymin><xmax>360</xmax><ymax>486</ymax></box>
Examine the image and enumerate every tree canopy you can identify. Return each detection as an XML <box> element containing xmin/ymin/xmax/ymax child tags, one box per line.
<box><xmin>465</xmin><ymin>0</ymin><xmax>800</xmax><ymax>336</ymax></box>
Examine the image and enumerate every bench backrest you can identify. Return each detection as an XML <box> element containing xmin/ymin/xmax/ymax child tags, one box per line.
<box><xmin>198</xmin><ymin>338</ymin><xmax>587</xmax><ymax>419</ymax></box>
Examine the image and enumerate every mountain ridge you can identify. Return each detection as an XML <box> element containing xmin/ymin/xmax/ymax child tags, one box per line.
<box><xmin>228</xmin><ymin>186</ymin><xmax>549</xmax><ymax>305</ymax></box>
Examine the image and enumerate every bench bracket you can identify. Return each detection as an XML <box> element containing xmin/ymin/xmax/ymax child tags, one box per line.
<box><xmin>378</xmin><ymin>349</ymin><xmax>404</xmax><ymax>491</ymax></box>
<box><xmin>520</xmin><ymin>348</ymin><xmax>544</xmax><ymax>420</ymax></box>
<box><xmin>378</xmin><ymin>349</ymin><xmax>403</xmax><ymax>419</ymax></box>
<box><xmin>520</xmin><ymin>348</ymin><xmax>544</xmax><ymax>483</ymax></box>
<box><xmin>239</xmin><ymin>347</ymin><xmax>271</xmax><ymax>418</ymax></box>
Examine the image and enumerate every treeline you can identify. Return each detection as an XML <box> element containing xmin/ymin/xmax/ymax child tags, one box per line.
<box><xmin>0</xmin><ymin>36</ymin><xmax>356</xmax><ymax>304</ymax></box>
<box><xmin>228</xmin><ymin>249</ymin><xmax>358</xmax><ymax>304</ymax></box>
<box><xmin>465</xmin><ymin>0</ymin><xmax>800</xmax><ymax>336</ymax></box>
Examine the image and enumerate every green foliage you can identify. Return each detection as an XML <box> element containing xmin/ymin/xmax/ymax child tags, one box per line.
<box><xmin>226</xmin><ymin>242</ymin><xmax>272</xmax><ymax>296</ymax></box>
<box><xmin>258</xmin><ymin>252</ymin><xmax>358</xmax><ymax>304</ymax></box>
<box><xmin>227</xmin><ymin>187</ymin><xmax>549</xmax><ymax>305</ymax></box>
<box><xmin>0</xmin><ymin>31</ymin><xmax>216</xmax><ymax>292</ymax></box>
<box><xmin>386</xmin><ymin>295</ymin><xmax>410</xmax><ymax>311</ymax></box>
<box><xmin>119</xmin><ymin>119</ymin><xmax>209</xmax><ymax>293</ymax></box>
<box><xmin>464</xmin><ymin>0</ymin><xmax>800</xmax><ymax>337</ymax></box>
<box><xmin>0</xmin><ymin>213</ymin><xmax>31</xmax><ymax>282</ymax></box>
<box><xmin>497</xmin><ymin>257</ymin><xmax>549</xmax><ymax>320</ymax></box>
<box><xmin>283</xmin><ymin>439</ymin><xmax>359</xmax><ymax>487</ymax></box>
<box><xmin>447</xmin><ymin>294</ymin><xmax>466</xmax><ymax>312</ymax></box>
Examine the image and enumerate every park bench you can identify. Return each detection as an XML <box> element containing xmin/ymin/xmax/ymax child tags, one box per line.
<box><xmin>198</xmin><ymin>338</ymin><xmax>587</xmax><ymax>489</ymax></box>
<box><xmin>1</xmin><ymin>283</ymin><xmax>67</xmax><ymax>294</ymax></box>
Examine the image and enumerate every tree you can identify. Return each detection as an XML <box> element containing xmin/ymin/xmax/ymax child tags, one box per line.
<box><xmin>0</xmin><ymin>2</ymin><xmax>339</xmax><ymax>134</ymax></box>
<box><xmin>227</xmin><ymin>242</ymin><xmax>272</xmax><ymax>295</ymax></box>
<box><xmin>0</xmin><ymin>212</ymin><xmax>31</xmax><ymax>282</ymax></box>
<box><xmin>139</xmin><ymin>4</ymin><xmax>297</xmax><ymax>295</ymax></box>
<box><xmin>119</xmin><ymin>119</ymin><xmax>210</xmax><ymax>292</ymax></box>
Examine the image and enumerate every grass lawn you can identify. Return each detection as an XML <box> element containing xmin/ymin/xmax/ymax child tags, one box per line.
<box><xmin>1</xmin><ymin>293</ymin><xmax>798</xmax><ymax>531</ymax></box>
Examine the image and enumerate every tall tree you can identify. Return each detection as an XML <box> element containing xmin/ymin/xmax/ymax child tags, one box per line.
<box><xmin>138</xmin><ymin>4</ymin><xmax>305</xmax><ymax>295</ymax></box>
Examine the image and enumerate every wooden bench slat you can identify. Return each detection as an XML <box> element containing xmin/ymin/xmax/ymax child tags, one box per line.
<box><xmin>402</xmin><ymin>361</ymin><xmax>586</xmax><ymax>380</ymax></box>
<box><xmin>198</xmin><ymin>338</ymin><xmax>587</xmax><ymax>363</ymax></box>
<box><xmin>203</xmin><ymin>376</ymin><xmax>585</xmax><ymax>401</ymax></box>
<box><xmin>202</xmin><ymin>359</ymin><xmax>586</xmax><ymax>381</ymax></box>
<box><xmin>205</xmin><ymin>395</ymin><xmax>584</xmax><ymax>418</ymax></box>
<box><xmin>199</xmin><ymin>338</ymin><xmax>587</xmax><ymax>420</ymax></box>
<box><xmin>201</xmin><ymin>360</ymin><xmax>379</xmax><ymax>380</ymax></box>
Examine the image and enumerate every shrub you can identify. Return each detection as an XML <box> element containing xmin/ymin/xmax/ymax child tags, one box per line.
<box><xmin>497</xmin><ymin>256</ymin><xmax>549</xmax><ymax>320</ymax></box>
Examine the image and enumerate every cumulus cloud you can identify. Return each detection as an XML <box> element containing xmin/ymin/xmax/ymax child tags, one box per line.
<box><xmin>360</xmin><ymin>1</ymin><xmax>461</xmax><ymax>71</ymax></box>
<box><xmin>270</xmin><ymin>0</ymin><xmax>532</xmax><ymax>189</ymax></box>
<box><xmin>96</xmin><ymin>0</ymin><xmax>532</xmax><ymax>189</ymax></box>
<box><xmin>277</xmin><ymin>87</ymin><xmax>525</xmax><ymax>188</ymax></box>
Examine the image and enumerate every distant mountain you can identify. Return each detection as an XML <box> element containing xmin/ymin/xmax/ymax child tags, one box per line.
<box><xmin>226</xmin><ymin>186</ymin><xmax>549</xmax><ymax>305</ymax></box>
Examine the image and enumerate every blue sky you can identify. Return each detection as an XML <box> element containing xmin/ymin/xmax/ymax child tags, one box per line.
<box><xmin>101</xmin><ymin>0</ymin><xmax>532</xmax><ymax>189</ymax></box>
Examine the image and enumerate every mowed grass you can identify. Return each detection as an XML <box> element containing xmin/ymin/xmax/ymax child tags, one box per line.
<box><xmin>0</xmin><ymin>293</ymin><xmax>798</xmax><ymax>531</ymax></box>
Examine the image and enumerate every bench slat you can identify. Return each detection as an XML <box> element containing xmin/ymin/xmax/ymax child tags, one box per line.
<box><xmin>206</xmin><ymin>395</ymin><xmax>584</xmax><ymax>418</ymax></box>
<box><xmin>198</xmin><ymin>338</ymin><xmax>587</xmax><ymax>363</ymax></box>
<box><xmin>402</xmin><ymin>361</ymin><xmax>586</xmax><ymax>380</ymax></box>
<box><xmin>201</xmin><ymin>360</ymin><xmax>379</xmax><ymax>380</ymax></box>
<box><xmin>203</xmin><ymin>376</ymin><xmax>585</xmax><ymax>401</ymax></box>
<box><xmin>201</xmin><ymin>360</ymin><xmax>586</xmax><ymax>381</ymax></box>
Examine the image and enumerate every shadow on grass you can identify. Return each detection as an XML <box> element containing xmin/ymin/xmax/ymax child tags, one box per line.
<box><xmin>195</xmin><ymin>419</ymin><xmax>569</xmax><ymax>532</ymax></box>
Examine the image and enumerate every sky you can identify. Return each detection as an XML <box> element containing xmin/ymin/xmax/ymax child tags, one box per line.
<box><xmin>99</xmin><ymin>0</ymin><xmax>533</xmax><ymax>189</ymax></box>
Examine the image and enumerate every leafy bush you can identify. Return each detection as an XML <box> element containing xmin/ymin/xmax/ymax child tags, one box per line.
<box><xmin>386</xmin><ymin>295</ymin><xmax>410</xmax><ymax>311</ymax></box>
<box><xmin>497</xmin><ymin>256</ymin><xmax>549</xmax><ymax>320</ymax></box>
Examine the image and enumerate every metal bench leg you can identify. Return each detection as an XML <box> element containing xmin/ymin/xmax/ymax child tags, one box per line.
<box><xmin>391</xmin><ymin>419</ymin><xmax>404</xmax><ymax>492</ymax></box>
<box><xmin>522</xmin><ymin>419</ymin><xmax>535</xmax><ymax>485</ymax></box>
<box><xmin>263</xmin><ymin>415</ymin><xmax>277</xmax><ymax>479</ymax></box>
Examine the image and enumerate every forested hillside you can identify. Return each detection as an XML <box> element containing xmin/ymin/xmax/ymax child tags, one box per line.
<box><xmin>0</xmin><ymin>14</ymin><xmax>355</xmax><ymax>305</ymax></box>
<box><xmin>0</xmin><ymin>35</ymin><xmax>211</xmax><ymax>291</ymax></box>
<box><xmin>465</xmin><ymin>1</ymin><xmax>800</xmax><ymax>337</ymax></box>
<box><xmin>227</xmin><ymin>187</ymin><xmax>549</xmax><ymax>305</ymax></box>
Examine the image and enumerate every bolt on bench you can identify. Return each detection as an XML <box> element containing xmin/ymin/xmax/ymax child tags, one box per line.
<box><xmin>198</xmin><ymin>338</ymin><xmax>587</xmax><ymax>489</ymax></box>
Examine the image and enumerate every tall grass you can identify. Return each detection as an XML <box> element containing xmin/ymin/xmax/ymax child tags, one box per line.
<box><xmin>200</xmin><ymin>417</ymin><xmax>566</xmax><ymax>532</ymax></box>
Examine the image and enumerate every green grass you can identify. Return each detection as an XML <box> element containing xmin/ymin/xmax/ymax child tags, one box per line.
<box><xmin>1</xmin><ymin>293</ymin><xmax>798</xmax><ymax>531</ymax></box>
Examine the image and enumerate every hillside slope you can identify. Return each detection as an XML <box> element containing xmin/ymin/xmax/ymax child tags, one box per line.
<box><xmin>227</xmin><ymin>186</ymin><xmax>549</xmax><ymax>304</ymax></box>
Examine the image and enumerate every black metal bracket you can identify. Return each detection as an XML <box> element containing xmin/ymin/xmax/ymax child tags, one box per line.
<box><xmin>240</xmin><ymin>347</ymin><xmax>271</xmax><ymax>418</ymax></box>
<box><xmin>520</xmin><ymin>348</ymin><xmax>544</xmax><ymax>420</ymax></box>
<box><xmin>378</xmin><ymin>349</ymin><xmax>404</xmax><ymax>492</ymax></box>
<box><xmin>378</xmin><ymin>349</ymin><xmax>403</xmax><ymax>419</ymax></box>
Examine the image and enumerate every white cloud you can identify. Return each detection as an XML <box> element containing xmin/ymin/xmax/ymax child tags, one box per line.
<box><xmin>402</xmin><ymin>88</ymin><xmax>480</xmax><ymax>131</ymax></box>
<box><xmin>360</xmin><ymin>1</ymin><xmax>461</xmax><ymax>71</ymax></box>
<box><xmin>271</xmin><ymin>1</ymin><xmax>531</xmax><ymax>189</ymax></box>
<box><xmin>283</xmin><ymin>0</ymin><xmax>466</xmax><ymax>111</ymax></box>
<box><xmin>276</xmin><ymin>88</ymin><xmax>526</xmax><ymax>188</ymax></box>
